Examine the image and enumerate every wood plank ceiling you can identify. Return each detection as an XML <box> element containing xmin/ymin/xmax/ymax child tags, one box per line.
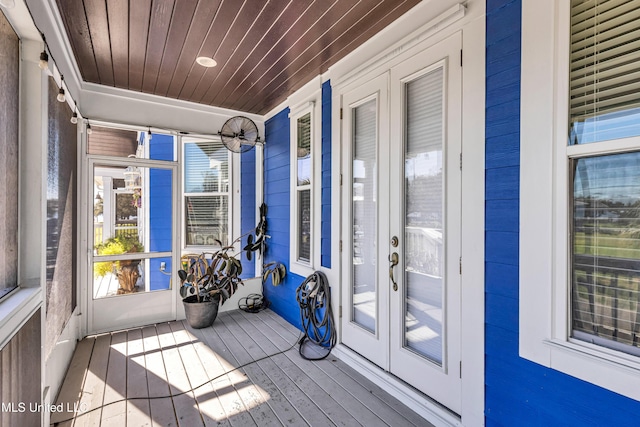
<box><xmin>55</xmin><ymin>0</ymin><xmax>420</xmax><ymax>115</ymax></box>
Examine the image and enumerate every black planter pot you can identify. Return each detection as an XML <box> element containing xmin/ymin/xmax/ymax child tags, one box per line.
<box><xmin>182</xmin><ymin>295</ymin><xmax>220</xmax><ymax>329</ymax></box>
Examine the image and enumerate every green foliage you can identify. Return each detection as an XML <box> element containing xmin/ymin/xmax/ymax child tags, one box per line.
<box><xmin>94</xmin><ymin>235</ymin><xmax>143</xmax><ymax>277</ymax></box>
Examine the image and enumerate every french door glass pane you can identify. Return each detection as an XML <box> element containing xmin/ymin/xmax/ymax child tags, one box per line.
<box><xmin>352</xmin><ymin>99</ymin><xmax>378</xmax><ymax>333</ymax></box>
<box><xmin>93</xmin><ymin>165</ymin><xmax>173</xmax><ymax>298</ymax></box>
<box><xmin>404</xmin><ymin>67</ymin><xmax>444</xmax><ymax>364</ymax></box>
<box><xmin>572</xmin><ymin>152</ymin><xmax>640</xmax><ymax>357</ymax></box>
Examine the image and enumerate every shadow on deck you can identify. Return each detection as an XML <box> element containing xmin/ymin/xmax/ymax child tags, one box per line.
<box><xmin>51</xmin><ymin>309</ymin><xmax>432</xmax><ymax>427</ymax></box>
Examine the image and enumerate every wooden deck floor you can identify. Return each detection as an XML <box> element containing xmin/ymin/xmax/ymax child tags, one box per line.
<box><xmin>51</xmin><ymin>309</ymin><xmax>433</xmax><ymax>427</ymax></box>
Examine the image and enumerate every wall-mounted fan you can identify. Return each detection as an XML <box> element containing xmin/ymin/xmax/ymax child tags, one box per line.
<box><xmin>218</xmin><ymin>116</ymin><xmax>260</xmax><ymax>153</ymax></box>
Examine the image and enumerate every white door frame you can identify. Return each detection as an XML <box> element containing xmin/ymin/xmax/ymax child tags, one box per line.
<box><xmin>83</xmin><ymin>152</ymin><xmax>179</xmax><ymax>335</ymax></box>
<box><xmin>340</xmin><ymin>32</ymin><xmax>463</xmax><ymax>415</ymax></box>
<box><xmin>330</xmin><ymin>9</ymin><xmax>485</xmax><ymax>425</ymax></box>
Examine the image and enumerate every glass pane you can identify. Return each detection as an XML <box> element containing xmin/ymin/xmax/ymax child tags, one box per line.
<box><xmin>569</xmin><ymin>1</ymin><xmax>640</xmax><ymax>144</ymax></box>
<box><xmin>572</xmin><ymin>152</ymin><xmax>640</xmax><ymax>356</ymax></box>
<box><xmin>298</xmin><ymin>189</ymin><xmax>311</xmax><ymax>263</ymax></box>
<box><xmin>185</xmin><ymin>196</ymin><xmax>229</xmax><ymax>246</ymax></box>
<box><xmin>352</xmin><ymin>99</ymin><xmax>377</xmax><ymax>333</ymax></box>
<box><xmin>403</xmin><ymin>67</ymin><xmax>444</xmax><ymax>365</ymax></box>
<box><xmin>87</xmin><ymin>125</ymin><xmax>176</xmax><ymax>160</ymax></box>
<box><xmin>93</xmin><ymin>257</ymin><xmax>171</xmax><ymax>298</ymax></box>
<box><xmin>184</xmin><ymin>140</ymin><xmax>229</xmax><ymax>193</ymax></box>
<box><xmin>297</xmin><ymin>113</ymin><xmax>312</xmax><ymax>185</ymax></box>
<box><xmin>93</xmin><ymin>165</ymin><xmax>173</xmax><ymax>299</ymax></box>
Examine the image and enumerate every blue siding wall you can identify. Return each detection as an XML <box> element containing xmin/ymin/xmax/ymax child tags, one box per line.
<box><xmin>485</xmin><ymin>1</ymin><xmax>640</xmax><ymax>425</ymax></box>
<box><xmin>240</xmin><ymin>149</ymin><xmax>256</xmax><ymax>278</ymax></box>
<box><xmin>263</xmin><ymin>108</ymin><xmax>304</xmax><ymax>329</ymax></box>
<box><xmin>321</xmin><ymin>80</ymin><xmax>332</xmax><ymax>268</ymax></box>
<box><xmin>148</xmin><ymin>134</ymin><xmax>173</xmax><ymax>291</ymax></box>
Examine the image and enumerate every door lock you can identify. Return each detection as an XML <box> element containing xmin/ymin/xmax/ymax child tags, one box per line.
<box><xmin>391</xmin><ymin>236</ymin><xmax>399</xmax><ymax>247</ymax></box>
<box><xmin>389</xmin><ymin>252</ymin><xmax>399</xmax><ymax>291</ymax></box>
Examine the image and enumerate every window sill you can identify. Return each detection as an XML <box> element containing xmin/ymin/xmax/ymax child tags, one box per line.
<box><xmin>289</xmin><ymin>260</ymin><xmax>315</xmax><ymax>278</ymax></box>
<box><xmin>0</xmin><ymin>285</ymin><xmax>42</xmax><ymax>350</ymax></box>
<box><xmin>532</xmin><ymin>338</ymin><xmax>640</xmax><ymax>401</ymax></box>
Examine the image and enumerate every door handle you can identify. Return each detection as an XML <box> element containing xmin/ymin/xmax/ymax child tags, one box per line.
<box><xmin>389</xmin><ymin>252</ymin><xmax>399</xmax><ymax>291</ymax></box>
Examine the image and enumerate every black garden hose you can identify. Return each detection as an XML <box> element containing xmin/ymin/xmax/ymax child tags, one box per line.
<box><xmin>296</xmin><ymin>271</ymin><xmax>336</xmax><ymax>360</ymax></box>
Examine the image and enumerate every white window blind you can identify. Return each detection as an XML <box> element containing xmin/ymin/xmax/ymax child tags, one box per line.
<box><xmin>184</xmin><ymin>141</ymin><xmax>229</xmax><ymax>193</ymax></box>
<box><xmin>569</xmin><ymin>0</ymin><xmax>640</xmax><ymax>144</ymax></box>
<box><xmin>297</xmin><ymin>113</ymin><xmax>312</xmax><ymax>186</ymax></box>
<box><xmin>184</xmin><ymin>140</ymin><xmax>230</xmax><ymax>246</ymax></box>
<box><xmin>403</xmin><ymin>67</ymin><xmax>446</xmax><ymax>364</ymax></box>
<box><xmin>352</xmin><ymin>98</ymin><xmax>377</xmax><ymax>332</ymax></box>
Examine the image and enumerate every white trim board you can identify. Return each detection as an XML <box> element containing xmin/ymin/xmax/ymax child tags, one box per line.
<box><xmin>519</xmin><ymin>0</ymin><xmax>640</xmax><ymax>402</ymax></box>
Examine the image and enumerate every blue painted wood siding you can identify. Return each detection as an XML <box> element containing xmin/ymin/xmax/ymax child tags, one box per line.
<box><xmin>240</xmin><ymin>149</ymin><xmax>256</xmax><ymax>278</ymax></box>
<box><xmin>321</xmin><ymin>80</ymin><xmax>332</xmax><ymax>268</ymax></box>
<box><xmin>262</xmin><ymin>86</ymin><xmax>334</xmax><ymax>327</ymax></box>
<box><xmin>263</xmin><ymin>108</ymin><xmax>305</xmax><ymax>329</ymax></box>
<box><xmin>148</xmin><ymin>134</ymin><xmax>173</xmax><ymax>291</ymax></box>
<box><xmin>485</xmin><ymin>1</ymin><xmax>640</xmax><ymax>425</ymax></box>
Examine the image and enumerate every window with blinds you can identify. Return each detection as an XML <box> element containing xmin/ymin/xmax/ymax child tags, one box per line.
<box><xmin>184</xmin><ymin>140</ymin><xmax>230</xmax><ymax>246</ymax></box>
<box><xmin>569</xmin><ymin>0</ymin><xmax>640</xmax><ymax>357</ymax></box>
<box><xmin>295</xmin><ymin>112</ymin><xmax>312</xmax><ymax>263</ymax></box>
<box><xmin>569</xmin><ymin>0</ymin><xmax>640</xmax><ymax>145</ymax></box>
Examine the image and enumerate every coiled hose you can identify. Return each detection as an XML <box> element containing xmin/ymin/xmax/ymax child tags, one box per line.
<box><xmin>296</xmin><ymin>271</ymin><xmax>336</xmax><ymax>360</ymax></box>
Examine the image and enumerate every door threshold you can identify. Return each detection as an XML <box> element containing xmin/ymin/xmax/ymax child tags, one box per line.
<box><xmin>333</xmin><ymin>344</ymin><xmax>462</xmax><ymax>427</ymax></box>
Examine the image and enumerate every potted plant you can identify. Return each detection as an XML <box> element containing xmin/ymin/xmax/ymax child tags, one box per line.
<box><xmin>94</xmin><ymin>235</ymin><xmax>143</xmax><ymax>294</ymax></box>
<box><xmin>179</xmin><ymin>204</ymin><xmax>288</xmax><ymax>328</ymax></box>
<box><xmin>179</xmin><ymin>240</ymin><xmax>245</xmax><ymax>328</ymax></box>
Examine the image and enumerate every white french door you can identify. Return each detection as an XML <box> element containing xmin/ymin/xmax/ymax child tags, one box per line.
<box><xmin>341</xmin><ymin>33</ymin><xmax>462</xmax><ymax>413</ymax></box>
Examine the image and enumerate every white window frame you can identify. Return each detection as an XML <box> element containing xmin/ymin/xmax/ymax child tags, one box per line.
<box><xmin>289</xmin><ymin>98</ymin><xmax>321</xmax><ymax>277</ymax></box>
<box><xmin>181</xmin><ymin>136</ymin><xmax>235</xmax><ymax>250</ymax></box>
<box><xmin>520</xmin><ymin>0</ymin><xmax>640</xmax><ymax>401</ymax></box>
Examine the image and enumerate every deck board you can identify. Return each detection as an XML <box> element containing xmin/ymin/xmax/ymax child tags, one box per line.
<box><xmin>50</xmin><ymin>336</ymin><xmax>95</xmax><ymax>426</ymax></box>
<box><xmin>214</xmin><ymin>315</ymin><xmax>332</xmax><ymax>426</ymax></box>
<box><xmin>141</xmin><ymin>325</ymin><xmax>177</xmax><ymax>427</ymax></box>
<box><xmin>198</xmin><ymin>315</ymin><xmax>307</xmax><ymax>426</ymax></box>
<box><xmin>157</xmin><ymin>322</ymin><xmax>204</xmax><ymax>427</ymax></box>
<box><xmin>101</xmin><ymin>331</ymin><xmax>127</xmax><ymax>426</ymax></box>
<box><xmin>169</xmin><ymin>320</ymin><xmax>233</xmax><ymax>426</ymax></box>
<box><xmin>204</xmin><ymin>316</ymin><xmax>279</xmax><ymax>427</ymax></box>
<box><xmin>222</xmin><ymin>312</ymin><xmax>363</xmax><ymax>426</ymax></box>
<box><xmin>74</xmin><ymin>334</ymin><xmax>110</xmax><ymax>426</ymax></box>
<box><xmin>126</xmin><ymin>328</ymin><xmax>151</xmax><ymax>426</ymax></box>
<box><xmin>262</xmin><ymin>310</ymin><xmax>430</xmax><ymax>427</ymax></box>
<box><xmin>55</xmin><ymin>309</ymin><xmax>433</xmax><ymax>427</ymax></box>
<box><xmin>232</xmin><ymin>310</ymin><xmax>404</xmax><ymax>427</ymax></box>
